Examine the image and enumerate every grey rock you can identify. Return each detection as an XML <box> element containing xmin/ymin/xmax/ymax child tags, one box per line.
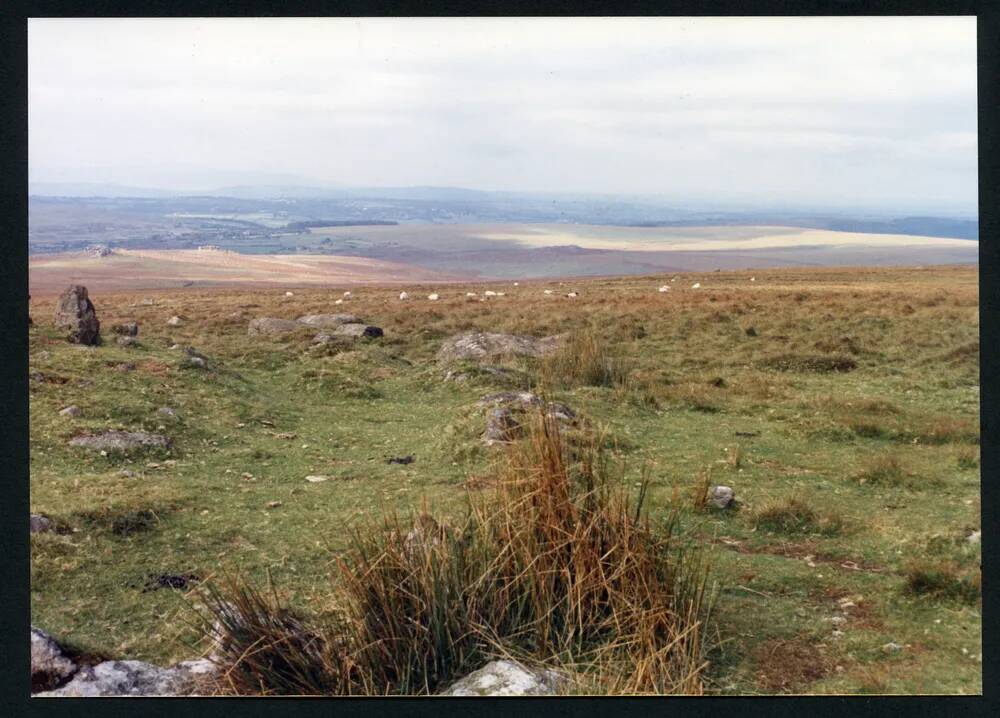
<box><xmin>478</xmin><ymin>392</ymin><xmax>577</xmax><ymax>445</ymax></box>
<box><xmin>59</xmin><ymin>405</ymin><xmax>81</xmax><ymax>417</ymax></box>
<box><xmin>116</xmin><ymin>336</ymin><xmax>139</xmax><ymax>348</ymax></box>
<box><xmin>707</xmin><ymin>485</ymin><xmax>736</xmax><ymax>509</ymax></box>
<box><xmin>438</xmin><ymin>331</ymin><xmax>564</xmax><ymax>363</ymax></box>
<box><xmin>312</xmin><ymin>333</ymin><xmax>356</xmax><ymax>349</ymax></box>
<box><xmin>333</xmin><ymin>323</ymin><xmax>383</xmax><ymax>339</ymax></box>
<box><xmin>36</xmin><ymin>658</ymin><xmax>217</xmax><ymax>697</ymax></box>
<box><xmin>157</xmin><ymin>407</ymin><xmax>179</xmax><ymax>418</ymax></box>
<box><xmin>483</xmin><ymin>407</ymin><xmax>522</xmax><ymax>445</ymax></box>
<box><xmin>166</xmin><ymin>316</ymin><xmax>183</xmax><ymax>326</ymax></box>
<box><xmin>53</xmin><ymin>285</ymin><xmax>100</xmax><ymax>345</ymax></box>
<box><xmin>68</xmin><ymin>431</ymin><xmax>172</xmax><ymax>453</ymax></box>
<box><xmin>30</xmin><ymin>514</ymin><xmax>55</xmax><ymax>533</ymax></box>
<box><xmin>440</xmin><ymin>660</ymin><xmax>564</xmax><ymax>696</ymax></box>
<box><xmin>296</xmin><ymin>313</ymin><xmax>361</xmax><ymax>328</ymax></box>
<box><xmin>31</xmin><ymin>627</ymin><xmax>77</xmax><ymax>692</ymax></box>
<box><xmin>967</xmin><ymin>530</ymin><xmax>981</xmax><ymax>545</ymax></box>
<box><xmin>443</xmin><ymin>365</ymin><xmax>527</xmax><ymax>384</ymax></box>
<box><xmin>248</xmin><ymin>317</ymin><xmax>300</xmax><ymax>335</ymax></box>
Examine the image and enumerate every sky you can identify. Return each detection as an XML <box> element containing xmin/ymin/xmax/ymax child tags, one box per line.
<box><xmin>29</xmin><ymin>17</ymin><xmax>978</xmax><ymax>214</ymax></box>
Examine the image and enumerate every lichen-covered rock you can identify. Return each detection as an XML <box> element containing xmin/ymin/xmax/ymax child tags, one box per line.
<box><xmin>31</xmin><ymin>627</ymin><xmax>77</xmax><ymax>692</ymax></box>
<box><xmin>59</xmin><ymin>405</ymin><xmax>81</xmax><ymax>417</ymax></box>
<box><xmin>707</xmin><ymin>485</ymin><xmax>735</xmax><ymax>509</ymax></box>
<box><xmin>332</xmin><ymin>323</ymin><xmax>383</xmax><ymax>339</ymax></box>
<box><xmin>53</xmin><ymin>285</ymin><xmax>100</xmax><ymax>345</ymax></box>
<box><xmin>438</xmin><ymin>332</ymin><xmax>563</xmax><ymax>363</ymax></box>
<box><xmin>30</xmin><ymin>514</ymin><xmax>55</xmax><ymax>534</ymax></box>
<box><xmin>440</xmin><ymin>660</ymin><xmax>563</xmax><ymax>696</ymax></box>
<box><xmin>296</xmin><ymin>313</ymin><xmax>361</xmax><ymax>328</ymax></box>
<box><xmin>248</xmin><ymin>317</ymin><xmax>300</xmax><ymax>335</ymax></box>
<box><xmin>36</xmin><ymin>658</ymin><xmax>217</xmax><ymax>697</ymax></box>
<box><xmin>68</xmin><ymin>431</ymin><xmax>172</xmax><ymax>453</ymax></box>
<box><xmin>477</xmin><ymin>392</ymin><xmax>576</xmax><ymax>445</ymax></box>
<box><xmin>117</xmin><ymin>336</ymin><xmax>139</xmax><ymax>348</ymax></box>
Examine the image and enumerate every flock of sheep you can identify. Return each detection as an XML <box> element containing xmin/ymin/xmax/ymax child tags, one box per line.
<box><xmin>281</xmin><ymin>275</ymin><xmax>759</xmax><ymax>303</ymax></box>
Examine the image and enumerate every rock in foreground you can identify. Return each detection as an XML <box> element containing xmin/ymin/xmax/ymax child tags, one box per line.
<box><xmin>53</xmin><ymin>285</ymin><xmax>100</xmax><ymax>345</ymax></box>
<box><xmin>296</xmin><ymin>313</ymin><xmax>361</xmax><ymax>328</ymax></box>
<box><xmin>707</xmin><ymin>485</ymin><xmax>736</xmax><ymax>509</ymax></box>
<box><xmin>478</xmin><ymin>392</ymin><xmax>576</xmax><ymax>445</ymax></box>
<box><xmin>332</xmin><ymin>323</ymin><xmax>383</xmax><ymax>339</ymax></box>
<box><xmin>438</xmin><ymin>332</ymin><xmax>564</xmax><ymax>363</ymax></box>
<box><xmin>36</xmin><ymin>658</ymin><xmax>217</xmax><ymax>697</ymax></box>
<box><xmin>68</xmin><ymin>431</ymin><xmax>172</xmax><ymax>453</ymax></box>
<box><xmin>440</xmin><ymin>660</ymin><xmax>564</xmax><ymax>696</ymax></box>
<box><xmin>31</xmin><ymin>627</ymin><xmax>77</xmax><ymax>692</ymax></box>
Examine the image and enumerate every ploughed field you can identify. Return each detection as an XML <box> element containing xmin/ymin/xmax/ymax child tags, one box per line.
<box><xmin>29</xmin><ymin>264</ymin><xmax>980</xmax><ymax>694</ymax></box>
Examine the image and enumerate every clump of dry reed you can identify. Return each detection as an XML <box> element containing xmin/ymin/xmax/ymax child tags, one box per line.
<box><xmin>199</xmin><ymin>413</ymin><xmax>712</xmax><ymax>695</ymax></box>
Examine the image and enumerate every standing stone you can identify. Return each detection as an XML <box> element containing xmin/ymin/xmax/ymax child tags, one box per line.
<box><xmin>707</xmin><ymin>485</ymin><xmax>736</xmax><ymax>509</ymax></box>
<box><xmin>54</xmin><ymin>285</ymin><xmax>100</xmax><ymax>345</ymax></box>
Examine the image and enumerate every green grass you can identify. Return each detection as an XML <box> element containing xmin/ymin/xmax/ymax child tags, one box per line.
<box><xmin>28</xmin><ymin>264</ymin><xmax>981</xmax><ymax>694</ymax></box>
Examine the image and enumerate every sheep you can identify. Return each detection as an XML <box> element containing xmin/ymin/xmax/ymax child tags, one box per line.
<box><xmin>466</xmin><ymin>292</ymin><xmax>477</xmax><ymax>297</ymax></box>
<box><xmin>496</xmin><ymin>292</ymin><xmax>506</xmax><ymax>297</ymax></box>
<box><xmin>428</xmin><ymin>293</ymin><xmax>440</xmax><ymax>301</ymax></box>
<box><xmin>513</xmin><ymin>282</ymin><xmax>520</xmax><ymax>286</ymax></box>
<box><xmin>484</xmin><ymin>290</ymin><xmax>498</xmax><ymax>297</ymax></box>
<box><xmin>658</xmin><ymin>285</ymin><xmax>670</xmax><ymax>293</ymax></box>
<box><xmin>285</xmin><ymin>291</ymin><xmax>294</xmax><ymax>297</ymax></box>
<box><xmin>399</xmin><ymin>291</ymin><xmax>410</xmax><ymax>300</ymax></box>
<box><xmin>334</xmin><ymin>299</ymin><xmax>344</xmax><ymax>305</ymax></box>
<box><xmin>343</xmin><ymin>291</ymin><xmax>352</xmax><ymax>297</ymax></box>
<box><xmin>691</xmin><ymin>283</ymin><xmax>701</xmax><ymax>289</ymax></box>
<box><xmin>750</xmin><ymin>277</ymin><xmax>756</xmax><ymax>282</ymax></box>
<box><xmin>566</xmin><ymin>292</ymin><xmax>578</xmax><ymax>298</ymax></box>
<box><xmin>543</xmin><ymin>289</ymin><xmax>554</xmax><ymax>295</ymax></box>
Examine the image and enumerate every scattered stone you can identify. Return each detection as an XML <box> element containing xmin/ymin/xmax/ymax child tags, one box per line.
<box><xmin>68</xmin><ymin>431</ymin><xmax>172</xmax><ymax>454</ymax></box>
<box><xmin>333</xmin><ymin>323</ymin><xmax>383</xmax><ymax>339</ymax></box>
<box><xmin>30</xmin><ymin>514</ymin><xmax>55</xmax><ymax>534</ymax></box>
<box><xmin>882</xmin><ymin>642</ymin><xmax>903</xmax><ymax>654</ymax></box>
<box><xmin>36</xmin><ymin>658</ymin><xmax>216</xmax><ymax>697</ymax></box>
<box><xmin>54</xmin><ymin>285</ymin><xmax>100</xmax><ymax>345</ymax></box>
<box><xmin>387</xmin><ymin>455</ymin><xmax>415</xmax><ymax>465</ymax></box>
<box><xmin>183</xmin><ymin>356</ymin><xmax>208</xmax><ymax>369</ymax></box>
<box><xmin>266</xmin><ymin>501</ymin><xmax>282</xmax><ymax>509</ymax></box>
<box><xmin>87</xmin><ymin>244</ymin><xmax>113</xmax><ymax>257</ymax></box>
<box><xmin>116</xmin><ymin>335</ymin><xmax>139</xmax><ymax>347</ymax></box>
<box><xmin>444</xmin><ymin>366</ymin><xmax>527</xmax><ymax>384</ymax></box>
<box><xmin>248</xmin><ymin>317</ymin><xmax>300</xmax><ymax>335</ymax></box>
<box><xmin>157</xmin><ymin>407</ymin><xmax>179</xmax><ymax>418</ymax></box>
<box><xmin>59</xmin><ymin>405</ymin><xmax>81</xmax><ymax>418</ymax></box>
<box><xmin>119</xmin><ymin>469</ymin><xmax>137</xmax><ymax>478</ymax></box>
<box><xmin>399</xmin><ymin>291</ymin><xmax>409</xmax><ymax>300</ymax></box>
<box><xmin>166</xmin><ymin>316</ymin><xmax>183</xmax><ymax>326</ymax></box>
<box><xmin>304</xmin><ymin>475</ymin><xmax>330</xmax><ymax>483</ymax></box>
<box><xmin>296</xmin><ymin>313</ymin><xmax>361</xmax><ymax>328</ymax></box>
<box><xmin>658</xmin><ymin>285</ymin><xmax>670</xmax><ymax>292</ymax></box>
<box><xmin>478</xmin><ymin>392</ymin><xmax>576</xmax><ymax>445</ymax></box>
<box><xmin>437</xmin><ymin>331</ymin><xmax>564</xmax><ymax>363</ymax></box>
<box><xmin>967</xmin><ymin>530</ymin><xmax>981</xmax><ymax>545</ymax></box>
<box><xmin>440</xmin><ymin>660</ymin><xmax>564</xmax><ymax>696</ymax></box>
<box><xmin>706</xmin><ymin>485</ymin><xmax>736</xmax><ymax>509</ymax></box>
<box><xmin>113</xmin><ymin>361</ymin><xmax>136</xmax><ymax>372</ymax></box>
<box><xmin>142</xmin><ymin>573</ymin><xmax>200</xmax><ymax>592</ymax></box>
<box><xmin>428</xmin><ymin>293</ymin><xmax>440</xmax><ymax>301</ymax></box>
<box><xmin>745</xmin><ymin>326</ymin><xmax>758</xmax><ymax>337</ymax></box>
<box><xmin>112</xmin><ymin>321</ymin><xmax>139</xmax><ymax>337</ymax></box>
<box><xmin>285</xmin><ymin>291</ymin><xmax>294</xmax><ymax>297</ymax></box>
<box><xmin>31</xmin><ymin>627</ymin><xmax>78</xmax><ymax>692</ymax></box>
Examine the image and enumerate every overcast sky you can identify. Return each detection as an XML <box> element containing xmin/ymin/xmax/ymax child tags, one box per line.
<box><xmin>29</xmin><ymin>17</ymin><xmax>978</xmax><ymax>214</ymax></box>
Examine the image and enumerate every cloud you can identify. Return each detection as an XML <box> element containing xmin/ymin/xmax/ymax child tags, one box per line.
<box><xmin>28</xmin><ymin>16</ymin><xmax>977</xmax><ymax>213</ymax></box>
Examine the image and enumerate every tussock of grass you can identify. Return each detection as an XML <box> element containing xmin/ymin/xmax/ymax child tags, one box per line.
<box><xmin>903</xmin><ymin>560</ymin><xmax>981</xmax><ymax>604</ymax></box>
<box><xmin>539</xmin><ymin>328</ymin><xmax>632</xmax><ymax>389</ymax></box>
<box><xmin>752</xmin><ymin>496</ymin><xmax>844</xmax><ymax>536</ymax></box>
<box><xmin>758</xmin><ymin>354</ymin><xmax>857</xmax><ymax>373</ymax></box>
<box><xmin>199</xmin><ymin>415</ymin><xmax>713</xmax><ymax>695</ymax></box>
<box><xmin>850</xmin><ymin>455</ymin><xmax>908</xmax><ymax>487</ymax></box>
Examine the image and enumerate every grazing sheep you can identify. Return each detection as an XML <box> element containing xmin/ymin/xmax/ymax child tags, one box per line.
<box><xmin>658</xmin><ymin>285</ymin><xmax>670</xmax><ymax>293</ymax></box>
<box><xmin>466</xmin><ymin>292</ymin><xmax>477</xmax><ymax>297</ymax></box>
<box><xmin>428</xmin><ymin>293</ymin><xmax>440</xmax><ymax>301</ymax></box>
<box><xmin>399</xmin><ymin>291</ymin><xmax>410</xmax><ymax>300</ymax></box>
<box><xmin>543</xmin><ymin>289</ymin><xmax>554</xmax><ymax>295</ymax></box>
<box><xmin>566</xmin><ymin>292</ymin><xmax>578</xmax><ymax>298</ymax></box>
<box><xmin>513</xmin><ymin>282</ymin><xmax>519</xmax><ymax>286</ymax></box>
<box><xmin>334</xmin><ymin>299</ymin><xmax>344</xmax><ymax>305</ymax></box>
<box><xmin>343</xmin><ymin>291</ymin><xmax>352</xmax><ymax>297</ymax></box>
<box><xmin>285</xmin><ymin>291</ymin><xmax>294</xmax><ymax>297</ymax></box>
<box><xmin>497</xmin><ymin>292</ymin><xmax>506</xmax><ymax>297</ymax></box>
<box><xmin>750</xmin><ymin>277</ymin><xmax>756</xmax><ymax>282</ymax></box>
<box><xmin>691</xmin><ymin>283</ymin><xmax>701</xmax><ymax>289</ymax></box>
<box><xmin>484</xmin><ymin>290</ymin><xmax>497</xmax><ymax>297</ymax></box>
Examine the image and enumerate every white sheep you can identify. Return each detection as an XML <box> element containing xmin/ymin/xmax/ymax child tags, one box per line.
<box><xmin>484</xmin><ymin>290</ymin><xmax>497</xmax><ymax>297</ymax></box>
<box><xmin>466</xmin><ymin>292</ymin><xmax>477</xmax><ymax>297</ymax></box>
<box><xmin>334</xmin><ymin>299</ymin><xmax>344</xmax><ymax>305</ymax></box>
<box><xmin>543</xmin><ymin>289</ymin><xmax>554</xmax><ymax>295</ymax></box>
<box><xmin>343</xmin><ymin>291</ymin><xmax>352</xmax><ymax>297</ymax></box>
<box><xmin>566</xmin><ymin>292</ymin><xmax>578</xmax><ymax>298</ymax></box>
<box><xmin>399</xmin><ymin>291</ymin><xmax>410</xmax><ymax>300</ymax></box>
<box><xmin>285</xmin><ymin>291</ymin><xmax>294</xmax><ymax>297</ymax></box>
<box><xmin>513</xmin><ymin>282</ymin><xmax>520</xmax><ymax>286</ymax></box>
<box><xmin>496</xmin><ymin>291</ymin><xmax>506</xmax><ymax>297</ymax></box>
<box><xmin>691</xmin><ymin>283</ymin><xmax>701</xmax><ymax>289</ymax></box>
<box><xmin>750</xmin><ymin>277</ymin><xmax>756</xmax><ymax>282</ymax></box>
<box><xmin>658</xmin><ymin>285</ymin><xmax>670</xmax><ymax>293</ymax></box>
<box><xmin>428</xmin><ymin>293</ymin><xmax>440</xmax><ymax>301</ymax></box>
